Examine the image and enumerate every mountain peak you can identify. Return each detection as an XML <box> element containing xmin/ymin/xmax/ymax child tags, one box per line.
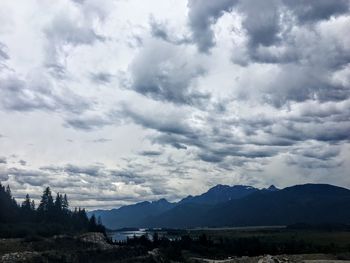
<box><xmin>177</xmin><ymin>184</ymin><xmax>259</xmax><ymax>206</ymax></box>
<box><xmin>267</xmin><ymin>185</ymin><xmax>279</xmax><ymax>191</ymax></box>
<box><xmin>152</xmin><ymin>198</ymin><xmax>169</xmax><ymax>204</ymax></box>
<box><xmin>209</xmin><ymin>184</ymin><xmax>230</xmax><ymax>191</ymax></box>
<box><xmin>209</xmin><ymin>184</ymin><xmax>256</xmax><ymax>192</ymax></box>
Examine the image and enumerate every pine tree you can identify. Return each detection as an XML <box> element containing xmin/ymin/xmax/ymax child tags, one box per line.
<box><xmin>38</xmin><ymin>187</ymin><xmax>54</xmax><ymax>213</ymax></box>
<box><xmin>97</xmin><ymin>216</ymin><xmax>102</xmax><ymax>226</ymax></box>
<box><xmin>62</xmin><ymin>194</ymin><xmax>69</xmax><ymax>211</ymax></box>
<box><xmin>6</xmin><ymin>185</ymin><xmax>11</xmax><ymax>197</ymax></box>
<box><xmin>89</xmin><ymin>214</ymin><xmax>97</xmax><ymax>231</ymax></box>
<box><xmin>54</xmin><ymin>193</ymin><xmax>63</xmax><ymax>211</ymax></box>
<box><xmin>21</xmin><ymin>194</ymin><xmax>32</xmax><ymax>210</ymax></box>
<box><xmin>30</xmin><ymin>199</ymin><xmax>35</xmax><ymax>210</ymax></box>
<box><xmin>0</xmin><ymin>184</ymin><xmax>19</xmax><ymax>223</ymax></box>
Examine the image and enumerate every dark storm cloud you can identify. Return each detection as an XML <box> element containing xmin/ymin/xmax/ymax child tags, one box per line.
<box><xmin>135</xmin><ymin>99</ymin><xmax>349</xmax><ymax>168</ymax></box>
<box><xmin>197</xmin><ymin>145</ymin><xmax>279</xmax><ymax>163</ymax></box>
<box><xmin>64</xmin><ymin>164</ymin><xmax>102</xmax><ymax>177</ymax></box>
<box><xmin>283</xmin><ymin>0</ymin><xmax>349</xmax><ymax>23</ymax></box>
<box><xmin>126</xmin><ymin>39</ymin><xmax>209</xmax><ymax>106</ymax></box>
<box><xmin>1</xmin><ymin>167</ymin><xmax>50</xmax><ymax>186</ymax></box>
<box><xmin>235</xmin><ymin>20</ymin><xmax>350</xmax><ymax>105</ymax></box>
<box><xmin>120</xmin><ymin>104</ymin><xmax>197</xmax><ymax>137</ymax></box>
<box><xmin>0</xmin><ymin>175</ymin><xmax>8</xmax><ymax>182</ymax></box>
<box><xmin>267</xmin><ymin>120</ymin><xmax>350</xmax><ymax>143</ymax></box>
<box><xmin>263</xmin><ymin>67</ymin><xmax>350</xmax><ymax>107</ymax></box>
<box><xmin>150</xmin><ymin>18</ymin><xmax>169</xmax><ymax>41</ymax></box>
<box><xmin>8</xmin><ymin>168</ymin><xmax>46</xmax><ymax>178</ymax></box>
<box><xmin>45</xmin><ymin>64</ymin><xmax>66</xmax><ymax>79</ymax></box>
<box><xmin>139</xmin><ymin>150</ymin><xmax>163</xmax><ymax>157</ymax></box>
<box><xmin>292</xmin><ymin>146</ymin><xmax>340</xmax><ymax>161</ymax></box>
<box><xmin>0</xmin><ymin>42</ymin><xmax>9</xmax><ymax>61</ymax></box>
<box><xmin>64</xmin><ymin>115</ymin><xmax>112</xmax><ymax>131</ymax></box>
<box><xmin>38</xmin><ymin>166</ymin><xmax>146</xmax><ymax>198</ymax></box>
<box><xmin>149</xmin><ymin>16</ymin><xmax>191</xmax><ymax>45</ymax></box>
<box><xmin>187</xmin><ymin>0</ymin><xmax>350</xmax><ymax>66</ymax></box>
<box><xmin>285</xmin><ymin>154</ymin><xmax>343</xmax><ymax>169</ymax></box>
<box><xmin>187</xmin><ymin>0</ymin><xmax>238</xmax><ymax>53</ymax></box>
<box><xmin>42</xmin><ymin>164</ymin><xmax>104</xmax><ymax>177</ymax></box>
<box><xmin>90</xmin><ymin>72</ymin><xmax>114</xmax><ymax>84</ymax></box>
<box><xmin>239</xmin><ymin>0</ymin><xmax>282</xmax><ymax>48</ymax></box>
<box><xmin>197</xmin><ymin>152</ymin><xmax>223</xmax><ymax>163</ymax></box>
<box><xmin>171</xmin><ymin>142</ymin><xmax>188</xmax><ymax>150</ymax></box>
<box><xmin>0</xmin><ymin>72</ymin><xmax>91</xmax><ymax>113</ymax></box>
<box><xmin>40</xmin><ymin>164</ymin><xmax>150</xmax><ymax>188</ymax></box>
<box><xmin>114</xmin><ymin>84</ymin><xmax>349</xmax><ymax>171</ymax></box>
<box><xmin>119</xmin><ymin>105</ymin><xmax>284</xmax><ymax>166</ymax></box>
<box><xmin>19</xmin><ymin>160</ymin><xmax>27</xmax><ymax>166</ymax></box>
<box><xmin>16</xmin><ymin>176</ymin><xmax>51</xmax><ymax>187</ymax></box>
<box><xmin>0</xmin><ymin>76</ymin><xmax>56</xmax><ymax>112</ymax></box>
<box><xmin>45</xmin><ymin>13</ymin><xmax>105</xmax><ymax>47</ymax></box>
<box><xmin>292</xmin><ymin>101</ymin><xmax>350</xmax><ymax>120</ymax></box>
<box><xmin>151</xmin><ymin>133</ymin><xmax>191</xmax><ymax>150</ymax></box>
<box><xmin>0</xmin><ymin>157</ymin><xmax>7</xmax><ymax>164</ymax></box>
<box><xmin>109</xmin><ymin>170</ymin><xmax>146</xmax><ymax>184</ymax></box>
<box><xmin>44</xmin><ymin>9</ymin><xmax>106</xmax><ymax>78</ymax></box>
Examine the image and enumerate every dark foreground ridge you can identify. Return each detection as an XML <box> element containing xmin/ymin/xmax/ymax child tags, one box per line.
<box><xmin>91</xmin><ymin>183</ymin><xmax>350</xmax><ymax>229</ymax></box>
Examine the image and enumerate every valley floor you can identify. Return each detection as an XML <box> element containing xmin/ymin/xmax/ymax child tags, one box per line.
<box><xmin>190</xmin><ymin>254</ymin><xmax>350</xmax><ymax>263</ymax></box>
<box><xmin>1</xmin><ymin>230</ymin><xmax>350</xmax><ymax>263</ymax></box>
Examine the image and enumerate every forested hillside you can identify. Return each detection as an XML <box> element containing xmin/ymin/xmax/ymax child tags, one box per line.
<box><xmin>0</xmin><ymin>183</ymin><xmax>104</xmax><ymax>237</ymax></box>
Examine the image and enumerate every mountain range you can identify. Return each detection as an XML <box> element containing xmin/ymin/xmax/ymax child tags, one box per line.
<box><xmin>90</xmin><ymin>184</ymin><xmax>350</xmax><ymax>229</ymax></box>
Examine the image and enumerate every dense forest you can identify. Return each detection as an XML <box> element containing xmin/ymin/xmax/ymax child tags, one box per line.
<box><xmin>114</xmin><ymin>231</ymin><xmax>350</xmax><ymax>261</ymax></box>
<box><xmin>0</xmin><ymin>183</ymin><xmax>105</xmax><ymax>237</ymax></box>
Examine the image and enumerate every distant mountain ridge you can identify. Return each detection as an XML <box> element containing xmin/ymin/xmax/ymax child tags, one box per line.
<box><xmin>90</xmin><ymin>198</ymin><xmax>175</xmax><ymax>229</ymax></box>
<box><xmin>90</xmin><ymin>184</ymin><xmax>350</xmax><ymax>230</ymax></box>
<box><xmin>178</xmin><ymin>184</ymin><xmax>259</xmax><ymax>205</ymax></box>
<box><xmin>89</xmin><ymin>184</ymin><xmax>277</xmax><ymax>229</ymax></box>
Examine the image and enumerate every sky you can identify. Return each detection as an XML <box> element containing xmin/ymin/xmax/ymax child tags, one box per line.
<box><xmin>0</xmin><ymin>0</ymin><xmax>349</xmax><ymax>210</ymax></box>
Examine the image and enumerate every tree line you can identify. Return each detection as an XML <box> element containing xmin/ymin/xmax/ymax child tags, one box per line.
<box><xmin>0</xmin><ymin>183</ymin><xmax>105</xmax><ymax>237</ymax></box>
<box><xmin>116</xmin><ymin>232</ymin><xmax>350</xmax><ymax>261</ymax></box>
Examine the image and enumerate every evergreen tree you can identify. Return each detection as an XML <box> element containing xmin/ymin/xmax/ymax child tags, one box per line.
<box><xmin>54</xmin><ymin>193</ymin><xmax>63</xmax><ymax>211</ymax></box>
<box><xmin>89</xmin><ymin>214</ymin><xmax>97</xmax><ymax>231</ymax></box>
<box><xmin>88</xmin><ymin>214</ymin><xmax>106</xmax><ymax>233</ymax></box>
<box><xmin>62</xmin><ymin>194</ymin><xmax>69</xmax><ymax>211</ymax></box>
<box><xmin>97</xmin><ymin>216</ymin><xmax>103</xmax><ymax>226</ymax></box>
<box><xmin>72</xmin><ymin>207</ymin><xmax>90</xmax><ymax>231</ymax></box>
<box><xmin>20</xmin><ymin>194</ymin><xmax>35</xmax><ymax>221</ymax></box>
<box><xmin>37</xmin><ymin>187</ymin><xmax>54</xmax><ymax>221</ymax></box>
<box><xmin>21</xmin><ymin>194</ymin><xmax>32</xmax><ymax>210</ymax></box>
<box><xmin>30</xmin><ymin>199</ymin><xmax>35</xmax><ymax>210</ymax></box>
<box><xmin>90</xmin><ymin>214</ymin><xmax>96</xmax><ymax>225</ymax></box>
<box><xmin>0</xmin><ymin>184</ymin><xmax>19</xmax><ymax>223</ymax></box>
<box><xmin>6</xmin><ymin>185</ymin><xmax>11</xmax><ymax>197</ymax></box>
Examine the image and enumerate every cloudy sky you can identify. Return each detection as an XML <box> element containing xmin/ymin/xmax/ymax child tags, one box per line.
<box><xmin>0</xmin><ymin>0</ymin><xmax>349</xmax><ymax>209</ymax></box>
